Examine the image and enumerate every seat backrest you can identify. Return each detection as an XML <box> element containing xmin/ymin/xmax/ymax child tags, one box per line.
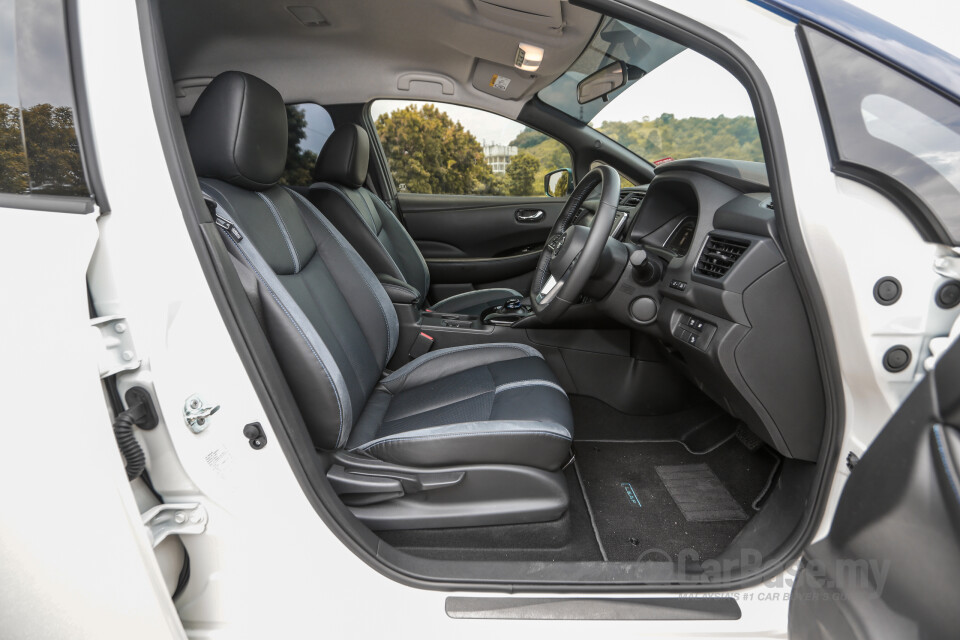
<box><xmin>307</xmin><ymin>125</ymin><xmax>430</xmax><ymax>301</ymax></box>
<box><xmin>185</xmin><ymin>71</ymin><xmax>398</xmax><ymax>450</ymax></box>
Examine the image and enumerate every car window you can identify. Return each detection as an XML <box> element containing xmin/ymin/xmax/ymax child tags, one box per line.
<box><xmin>802</xmin><ymin>25</ymin><xmax>960</xmax><ymax>245</ymax></box>
<box><xmin>280</xmin><ymin>102</ymin><xmax>334</xmax><ymax>185</ymax></box>
<box><xmin>0</xmin><ymin>0</ymin><xmax>89</xmax><ymax>198</ymax></box>
<box><xmin>590</xmin><ymin>161</ymin><xmax>636</xmax><ymax>188</ymax></box>
<box><xmin>538</xmin><ymin>18</ymin><xmax>763</xmax><ymax>165</ymax></box>
<box><xmin>370</xmin><ymin>99</ymin><xmax>572</xmax><ymax>197</ymax></box>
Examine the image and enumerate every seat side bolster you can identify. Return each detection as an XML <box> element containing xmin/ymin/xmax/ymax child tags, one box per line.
<box><xmin>354</xmin><ymin>419</ymin><xmax>572</xmax><ymax>452</ymax></box>
<box><xmin>355</xmin><ymin>420</ymin><xmax>573</xmax><ymax>471</ymax></box>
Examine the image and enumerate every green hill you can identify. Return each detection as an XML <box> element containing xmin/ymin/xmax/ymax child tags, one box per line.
<box><xmin>513</xmin><ymin>113</ymin><xmax>763</xmax><ymax>178</ymax></box>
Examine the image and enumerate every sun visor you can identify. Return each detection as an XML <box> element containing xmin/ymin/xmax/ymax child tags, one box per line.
<box><xmin>473</xmin><ymin>0</ymin><xmax>563</xmax><ymax>31</ymax></box>
<box><xmin>471</xmin><ymin>60</ymin><xmax>536</xmax><ymax>100</ymax></box>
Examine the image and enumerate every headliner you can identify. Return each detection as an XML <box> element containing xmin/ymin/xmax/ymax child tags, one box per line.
<box><xmin>160</xmin><ymin>0</ymin><xmax>602</xmax><ymax>118</ymax></box>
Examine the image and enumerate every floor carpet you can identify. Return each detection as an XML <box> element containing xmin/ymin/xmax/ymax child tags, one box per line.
<box><xmin>574</xmin><ymin>438</ymin><xmax>778</xmax><ymax>563</ymax></box>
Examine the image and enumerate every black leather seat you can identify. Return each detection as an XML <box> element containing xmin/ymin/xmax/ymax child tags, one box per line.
<box><xmin>307</xmin><ymin>124</ymin><xmax>523</xmax><ymax>316</ymax></box>
<box><xmin>185</xmin><ymin>72</ymin><xmax>573</xmax><ymax>476</ymax></box>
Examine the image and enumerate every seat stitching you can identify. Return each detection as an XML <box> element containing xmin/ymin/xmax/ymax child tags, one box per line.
<box><xmin>204</xmin><ymin>185</ymin><xmax>345</xmax><ymax>444</ymax></box>
<box><xmin>287</xmin><ymin>187</ymin><xmax>397</xmax><ymax>362</ymax></box>
<box><xmin>256</xmin><ymin>191</ymin><xmax>300</xmax><ymax>273</ymax></box>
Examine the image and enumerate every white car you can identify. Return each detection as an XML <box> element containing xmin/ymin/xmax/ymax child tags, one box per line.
<box><xmin>2</xmin><ymin>0</ymin><xmax>957</xmax><ymax>638</ymax></box>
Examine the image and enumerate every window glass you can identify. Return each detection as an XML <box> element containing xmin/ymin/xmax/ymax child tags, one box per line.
<box><xmin>280</xmin><ymin>102</ymin><xmax>334</xmax><ymax>185</ymax></box>
<box><xmin>370</xmin><ymin>99</ymin><xmax>572</xmax><ymax>196</ymax></box>
<box><xmin>538</xmin><ymin>18</ymin><xmax>762</xmax><ymax>165</ymax></box>
<box><xmin>0</xmin><ymin>0</ymin><xmax>89</xmax><ymax>197</ymax></box>
<box><xmin>803</xmin><ymin>26</ymin><xmax>960</xmax><ymax>244</ymax></box>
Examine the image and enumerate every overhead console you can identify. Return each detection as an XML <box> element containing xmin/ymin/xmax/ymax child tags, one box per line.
<box><xmin>598</xmin><ymin>160</ymin><xmax>825</xmax><ymax>462</ymax></box>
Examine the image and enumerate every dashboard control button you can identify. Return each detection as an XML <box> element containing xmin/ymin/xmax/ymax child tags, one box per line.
<box><xmin>687</xmin><ymin>332</ymin><xmax>698</xmax><ymax>346</ymax></box>
<box><xmin>686</xmin><ymin>316</ymin><xmax>698</xmax><ymax>328</ymax></box>
<box><xmin>669</xmin><ymin>280</ymin><xmax>687</xmax><ymax>291</ymax></box>
<box><xmin>629</xmin><ymin>297</ymin><xmax>658</xmax><ymax>324</ymax></box>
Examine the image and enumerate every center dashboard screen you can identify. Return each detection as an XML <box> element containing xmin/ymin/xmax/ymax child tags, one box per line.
<box><xmin>663</xmin><ymin>218</ymin><xmax>696</xmax><ymax>257</ymax></box>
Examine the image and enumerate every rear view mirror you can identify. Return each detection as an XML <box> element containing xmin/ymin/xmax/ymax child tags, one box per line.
<box><xmin>544</xmin><ymin>168</ymin><xmax>573</xmax><ymax>197</ymax></box>
<box><xmin>577</xmin><ymin>61</ymin><xmax>626</xmax><ymax>104</ymax></box>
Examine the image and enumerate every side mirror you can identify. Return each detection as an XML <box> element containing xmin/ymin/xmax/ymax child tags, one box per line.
<box><xmin>544</xmin><ymin>168</ymin><xmax>573</xmax><ymax>197</ymax></box>
<box><xmin>577</xmin><ymin>61</ymin><xmax>626</xmax><ymax>104</ymax></box>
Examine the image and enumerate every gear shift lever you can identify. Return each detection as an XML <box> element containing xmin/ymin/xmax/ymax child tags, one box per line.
<box><xmin>503</xmin><ymin>297</ymin><xmax>523</xmax><ymax>311</ymax></box>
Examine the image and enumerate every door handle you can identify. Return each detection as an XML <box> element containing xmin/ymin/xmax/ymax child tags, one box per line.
<box><xmin>515</xmin><ymin>208</ymin><xmax>545</xmax><ymax>223</ymax></box>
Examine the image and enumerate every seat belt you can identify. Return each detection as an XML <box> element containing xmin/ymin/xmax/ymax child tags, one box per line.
<box><xmin>204</xmin><ymin>195</ymin><xmax>265</xmax><ymax>326</ymax></box>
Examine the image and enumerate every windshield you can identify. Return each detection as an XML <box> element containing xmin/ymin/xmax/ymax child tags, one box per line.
<box><xmin>539</xmin><ymin>18</ymin><xmax>762</xmax><ymax>165</ymax></box>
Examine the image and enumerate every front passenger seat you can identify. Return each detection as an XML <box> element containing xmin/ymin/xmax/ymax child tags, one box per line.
<box><xmin>185</xmin><ymin>71</ymin><xmax>573</xmax><ymax>530</ymax></box>
<box><xmin>307</xmin><ymin>124</ymin><xmax>523</xmax><ymax>316</ymax></box>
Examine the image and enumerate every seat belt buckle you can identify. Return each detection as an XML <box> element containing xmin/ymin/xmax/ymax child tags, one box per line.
<box><xmin>408</xmin><ymin>332</ymin><xmax>434</xmax><ymax>360</ymax></box>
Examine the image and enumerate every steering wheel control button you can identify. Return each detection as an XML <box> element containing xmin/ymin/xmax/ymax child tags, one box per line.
<box><xmin>629</xmin><ymin>297</ymin><xmax>658</xmax><ymax>324</ymax></box>
<box><xmin>873</xmin><ymin>276</ymin><xmax>901</xmax><ymax>305</ymax></box>
<box><xmin>936</xmin><ymin>280</ymin><xmax>960</xmax><ymax>308</ymax></box>
<box><xmin>669</xmin><ymin>280</ymin><xmax>687</xmax><ymax>291</ymax></box>
<box><xmin>883</xmin><ymin>345</ymin><xmax>912</xmax><ymax>372</ymax></box>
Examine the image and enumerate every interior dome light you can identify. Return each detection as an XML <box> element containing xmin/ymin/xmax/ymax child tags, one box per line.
<box><xmin>515</xmin><ymin>43</ymin><xmax>544</xmax><ymax>72</ymax></box>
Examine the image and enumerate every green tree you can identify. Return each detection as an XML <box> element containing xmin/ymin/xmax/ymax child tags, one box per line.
<box><xmin>20</xmin><ymin>103</ymin><xmax>86</xmax><ymax>195</ymax></box>
<box><xmin>279</xmin><ymin>105</ymin><xmax>318</xmax><ymax>185</ymax></box>
<box><xmin>505</xmin><ymin>151</ymin><xmax>540</xmax><ymax>196</ymax></box>
<box><xmin>0</xmin><ymin>103</ymin><xmax>86</xmax><ymax>195</ymax></box>
<box><xmin>594</xmin><ymin>113</ymin><xmax>763</xmax><ymax>163</ymax></box>
<box><xmin>375</xmin><ymin>103</ymin><xmax>493</xmax><ymax>195</ymax></box>
<box><xmin>510</xmin><ymin>129</ymin><xmax>548</xmax><ymax>149</ymax></box>
<box><xmin>0</xmin><ymin>103</ymin><xmax>28</xmax><ymax>193</ymax></box>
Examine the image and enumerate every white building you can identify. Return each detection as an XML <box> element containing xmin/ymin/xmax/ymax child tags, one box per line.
<box><xmin>483</xmin><ymin>143</ymin><xmax>517</xmax><ymax>174</ymax></box>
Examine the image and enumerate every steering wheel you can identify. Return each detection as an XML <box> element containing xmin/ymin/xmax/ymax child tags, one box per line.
<box><xmin>531</xmin><ymin>165</ymin><xmax>620</xmax><ymax>323</ymax></box>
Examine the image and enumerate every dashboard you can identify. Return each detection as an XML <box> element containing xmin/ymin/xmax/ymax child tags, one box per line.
<box><xmin>594</xmin><ymin>159</ymin><xmax>825</xmax><ymax>463</ymax></box>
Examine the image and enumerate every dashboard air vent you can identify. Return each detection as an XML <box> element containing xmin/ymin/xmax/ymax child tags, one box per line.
<box><xmin>695</xmin><ymin>235</ymin><xmax>750</xmax><ymax>279</ymax></box>
<box><xmin>619</xmin><ymin>192</ymin><xmax>643</xmax><ymax>208</ymax></box>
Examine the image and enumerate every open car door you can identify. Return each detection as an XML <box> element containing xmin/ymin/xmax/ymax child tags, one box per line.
<box><xmin>789</xmin><ymin>338</ymin><xmax>960</xmax><ymax>638</ymax></box>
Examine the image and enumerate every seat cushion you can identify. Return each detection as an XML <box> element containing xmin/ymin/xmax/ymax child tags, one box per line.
<box><xmin>429</xmin><ymin>288</ymin><xmax>523</xmax><ymax>316</ymax></box>
<box><xmin>347</xmin><ymin>344</ymin><xmax>573</xmax><ymax>470</ymax></box>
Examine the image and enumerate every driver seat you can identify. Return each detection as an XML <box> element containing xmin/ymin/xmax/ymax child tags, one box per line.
<box><xmin>185</xmin><ymin>72</ymin><xmax>573</xmax><ymax>528</ymax></box>
<box><xmin>307</xmin><ymin>124</ymin><xmax>522</xmax><ymax>316</ymax></box>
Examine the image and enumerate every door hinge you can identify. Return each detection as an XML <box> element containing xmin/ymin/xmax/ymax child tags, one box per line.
<box><xmin>142</xmin><ymin>503</ymin><xmax>208</xmax><ymax>548</ymax></box>
<box><xmin>183</xmin><ymin>394</ymin><xmax>220</xmax><ymax>433</ymax></box>
<box><xmin>91</xmin><ymin>315</ymin><xmax>140</xmax><ymax>378</ymax></box>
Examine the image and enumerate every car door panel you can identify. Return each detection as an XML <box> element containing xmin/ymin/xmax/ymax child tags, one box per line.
<box><xmin>788</xmin><ymin>338</ymin><xmax>960</xmax><ymax>639</ymax></box>
<box><xmin>398</xmin><ymin>193</ymin><xmax>567</xmax><ymax>296</ymax></box>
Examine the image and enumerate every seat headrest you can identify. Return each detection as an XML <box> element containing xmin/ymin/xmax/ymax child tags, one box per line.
<box><xmin>185</xmin><ymin>71</ymin><xmax>287</xmax><ymax>190</ymax></box>
<box><xmin>312</xmin><ymin>124</ymin><xmax>369</xmax><ymax>188</ymax></box>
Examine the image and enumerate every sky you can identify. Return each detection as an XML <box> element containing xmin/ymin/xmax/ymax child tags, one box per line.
<box><xmin>1</xmin><ymin>0</ymin><xmax>77</xmax><ymax>108</ymax></box>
